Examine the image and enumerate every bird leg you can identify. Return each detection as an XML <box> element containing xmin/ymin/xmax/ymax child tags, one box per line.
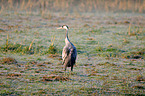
<box><xmin>68</xmin><ymin>70</ymin><xmax>71</xmax><ymax>78</ymax></box>
<box><xmin>62</xmin><ymin>60</ymin><xmax>65</xmax><ymax>65</ymax></box>
<box><xmin>64</xmin><ymin>64</ymin><xmax>67</xmax><ymax>71</ymax></box>
<box><xmin>71</xmin><ymin>65</ymin><xmax>73</xmax><ymax>71</ymax></box>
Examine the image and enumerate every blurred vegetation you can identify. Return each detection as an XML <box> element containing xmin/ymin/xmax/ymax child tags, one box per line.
<box><xmin>0</xmin><ymin>0</ymin><xmax>145</xmax><ymax>14</ymax></box>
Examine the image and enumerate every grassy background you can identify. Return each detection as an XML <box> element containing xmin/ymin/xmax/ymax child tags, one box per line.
<box><xmin>0</xmin><ymin>0</ymin><xmax>145</xmax><ymax>95</ymax></box>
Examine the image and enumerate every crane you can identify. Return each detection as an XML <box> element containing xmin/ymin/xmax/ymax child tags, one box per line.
<box><xmin>57</xmin><ymin>25</ymin><xmax>77</xmax><ymax>71</ymax></box>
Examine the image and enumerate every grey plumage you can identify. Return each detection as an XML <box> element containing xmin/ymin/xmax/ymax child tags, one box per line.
<box><xmin>57</xmin><ymin>25</ymin><xmax>77</xmax><ymax>71</ymax></box>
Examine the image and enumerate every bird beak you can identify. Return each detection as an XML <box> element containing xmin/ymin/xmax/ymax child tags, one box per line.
<box><xmin>57</xmin><ymin>27</ymin><xmax>63</xmax><ymax>29</ymax></box>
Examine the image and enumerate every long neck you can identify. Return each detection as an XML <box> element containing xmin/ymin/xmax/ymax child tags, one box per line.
<box><xmin>65</xmin><ymin>29</ymin><xmax>68</xmax><ymax>38</ymax></box>
<box><xmin>65</xmin><ymin>29</ymin><xmax>71</xmax><ymax>44</ymax></box>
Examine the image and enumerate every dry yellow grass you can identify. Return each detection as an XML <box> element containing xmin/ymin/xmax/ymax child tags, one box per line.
<box><xmin>1</xmin><ymin>57</ymin><xmax>17</xmax><ymax>64</ymax></box>
<box><xmin>0</xmin><ymin>0</ymin><xmax>145</xmax><ymax>14</ymax></box>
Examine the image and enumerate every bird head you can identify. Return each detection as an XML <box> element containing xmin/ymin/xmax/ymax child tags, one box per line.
<box><xmin>57</xmin><ymin>25</ymin><xmax>69</xmax><ymax>30</ymax></box>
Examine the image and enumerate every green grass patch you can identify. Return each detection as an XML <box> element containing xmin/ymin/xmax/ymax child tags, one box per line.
<box><xmin>0</xmin><ymin>43</ymin><xmax>37</xmax><ymax>54</ymax></box>
<box><xmin>95</xmin><ymin>46</ymin><xmax>124</xmax><ymax>52</ymax></box>
<box><xmin>47</xmin><ymin>45</ymin><xmax>57</xmax><ymax>54</ymax></box>
<box><xmin>89</xmin><ymin>28</ymin><xmax>102</xmax><ymax>34</ymax></box>
<box><xmin>0</xmin><ymin>41</ymin><xmax>60</xmax><ymax>55</ymax></box>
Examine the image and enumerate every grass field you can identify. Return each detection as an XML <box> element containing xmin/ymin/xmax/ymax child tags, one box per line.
<box><xmin>0</xmin><ymin>0</ymin><xmax>145</xmax><ymax>95</ymax></box>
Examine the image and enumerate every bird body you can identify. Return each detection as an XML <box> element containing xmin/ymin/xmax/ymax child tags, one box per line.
<box><xmin>57</xmin><ymin>25</ymin><xmax>77</xmax><ymax>71</ymax></box>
